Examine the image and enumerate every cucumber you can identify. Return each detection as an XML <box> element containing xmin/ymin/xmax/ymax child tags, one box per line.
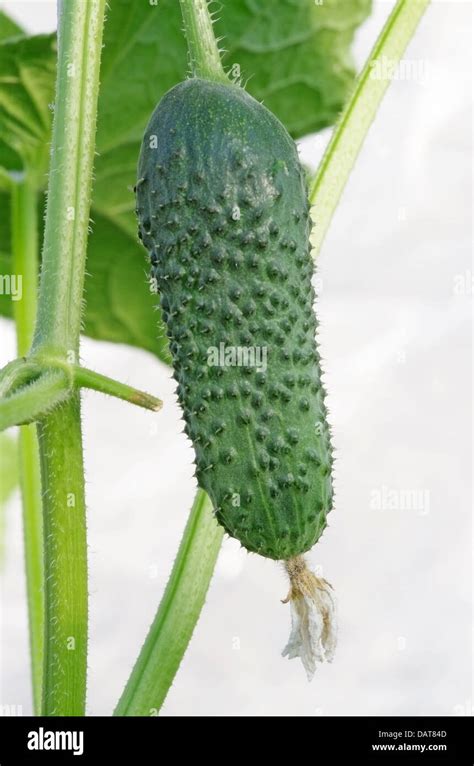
<box><xmin>136</xmin><ymin>78</ymin><xmax>333</xmax><ymax>561</ymax></box>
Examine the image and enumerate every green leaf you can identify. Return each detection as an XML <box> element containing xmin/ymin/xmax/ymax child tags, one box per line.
<box><xmin>217</xmin><ymin>0</ymin><xmax>373</xmax><ymax>137</ymax></box>
<box><xmin>85</xmin><ymin>211</ymin><xmax>171</xmax><ymax>362</ymax></box>
<box><xmin>0</xmin><ymin>0</ymin><xmax>371</xmax><ymax>361</ymax></box>
<box><xmin>0</xmin><ymin>189</ymin><xmax>171</xmax><ymax>363</ymax></box>
<box><xmin>0</xmin><ymin>34</ymin><xmax>56</xmax><ymax>184</ymax></box>
<box><xmin>0</xmin><ymin>432</ymin><xmax>19</xmax><ymax>566</ymax></box>
<box><xmin>0</xmin><ymin>10</ymin><xmax>24</xmax><ymax>41</ymax></box>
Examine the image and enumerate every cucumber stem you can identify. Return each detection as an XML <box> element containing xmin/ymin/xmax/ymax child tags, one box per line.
<box><xmin>179</xmin><ymin>0</ymin><xmax>229</xmax><ymax>84</ymax></box>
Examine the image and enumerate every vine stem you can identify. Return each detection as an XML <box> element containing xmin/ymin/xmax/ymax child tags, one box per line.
<box><xmin>309</xmin><ymin>0</ymin><xmax>430</xmax><ymax>256</ymax></box>
<box><xmin>32</xmin><ymin>0</ymin><xmax>106</xmax><ymax>359</ymax></box>
<box><xmin>11</xmin><ymin>178</ymin><xmax>44</xmax><ymax>714</ymax></box>
<box><xmin>178</xmin><ymin>0</ymin><xmax>229</xmax><ymax>83</ymax></box>
<box><xmin>114</xmin><ymin>489</ymin><xmax>223</xmax><ymax>716</ymax></box>
<box><xmin>37</xmin><ymin>396</ymin><xmax>88</xmax><ymax>716</ymax></box>
<box><xmin>30</xmin><ymin>0</ymin><xmax>106</xmax><ymax>715</ymax></box>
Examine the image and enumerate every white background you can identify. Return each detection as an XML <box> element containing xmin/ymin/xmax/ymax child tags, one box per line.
<box><xmin>0</xmin><ymin>0</ymin><xmax>472</xmax><ymax>716</ymax></box>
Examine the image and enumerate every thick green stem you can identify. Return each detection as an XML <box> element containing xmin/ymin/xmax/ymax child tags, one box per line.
<box><xmin>114</xmin><ymin>489</ymin><xmax>223</xmax><ymax>716</ymax></box>
<box><xmin>309</xmin><ymin>0</ymin><xmax>430</xmax><ymax>256</ymax></box>
<box><xmin>37</xmin><ymin>396</ymin><xmax>87</xmax><ymax>716</ymax></box>
<box><xmin>11</xmin><ymin>178</ymin><xmax>44</xmax><ymax>714</ymax></box>
<box><xmin>28</xmin><ymin>0</ymin><xmax>106</xmax><ymax>715</ymax></box>
<box><xmin>179</xmin><ymin>0</ymin><xmax>229</xmax><ymax>83</ymax></box>
<box><xmin>32</xmin><ymin>0</ymin><xmax>106</xmax><ymax>359</ymax></box>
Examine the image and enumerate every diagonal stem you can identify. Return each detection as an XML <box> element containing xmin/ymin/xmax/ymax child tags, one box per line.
<box><xmin>114</xmin><ymin>489</ymin><xmax>223</xmax><ymax>716</ymax></box>
<box><xmin>309</xmin><ymin>0</ymin><xmax>431</xmax><ymax>257</ymax></box>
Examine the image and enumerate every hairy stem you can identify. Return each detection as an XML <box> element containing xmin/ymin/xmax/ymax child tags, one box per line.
<box><xmin>179</xmin><ymin>0</ymin><xmax>229</xmax><ymax>83</ymax></box>
<box><xmin>0</xmin><ymin>372</ymin><xmax>70</xmax><ymax>432</ymax></box>
<box><xmin>32</xmin><ymin>0</ymin><xmax>106</xmax><ymax>360</ymax></box>
<box><xmin>114</xmin><ymin>490</ymin><xmax>223</xmax><ymax>716</ymax></box>
<box><xmin>11</xmin><ymin>178</ymin><xmax>44</xmax><ymax>714</ymax></box>
<box><xmin>309</xmin><ymin>0</ymin><xmax>430</xmax><ymax>256</ymax></box>
<box><xmin>28</xmin><ymin>0</ymin><xmax>106</xmax><ymax>715</ymax></box>
<box><xmin>73</xmin><ymin>366</ymin><xmax>163</xmax><ymax>412</ymax></box>
<box><xmin>37</xmin><ymin>396</ymin><xmax>87</xmax><ymax>716</ymax></box>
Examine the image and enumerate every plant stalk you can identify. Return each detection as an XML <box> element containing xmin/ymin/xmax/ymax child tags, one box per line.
<box><xmin>31</xmin><ymin>0</ymin><xmax>106</xmax><ymax>361</ymax></box>
<box><xmin>178</xmin><ymin>0</ymin><xmax>229</xmax><ymax>83</ymax></box>
<box><xmin>114</xmin><ymin>489</ymin><xmax>223</xmax><ymax>716</ymax></box>
<box><xmin>29</xmin><ymin>0</ymin><xmax>106</xmax><ymax>715</ymax></box>
<box><xmin>309</xmin><ymin>0</ymin><xmax>430</xmax><ymax>257</ymax></box>
<box><xmin>73</xmin><ymin>366</ymin><xmax>163</xmax><ymax>412</ymax></box>
<box><xmin>37</xmin><ymin>396</ymin><xmax>88</xmax><ymax>716</ymax></box>
<box><xmin>11</xmin><ymin>178</ymin><xmax>44</xmax><ymax>714</ymax></box>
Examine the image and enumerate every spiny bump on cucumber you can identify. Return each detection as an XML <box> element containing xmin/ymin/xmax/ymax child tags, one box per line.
<box><xmin>136</xmin><ymin>78</ymin><xmax>333</xmax><ymax>562</ymax></box>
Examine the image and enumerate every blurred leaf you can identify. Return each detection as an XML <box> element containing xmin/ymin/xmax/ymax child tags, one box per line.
<box><xmin>0</xmin><ymin>432</ymin><xmax>19</xmax><ymax>567</ymax></box>
<box><xmin>84</xmin><ymin>211</ymin><xmax>171</xmax><ymax>362</ymax></box>
<box><xmin>0</xmin><ymin>194</ymin><xmax>171</xmax><ymax>361</ymax></box>
<box><xmin>0</xmin><ymin>10</ymin><xmax>23</xmax><ymax>41</ymax></box>
<box><xmin>0</xmin><ymin>33</ymin><xmax>56</xmax><ymax>184</ymax></box>
<box><xmin>217</xmin><ymin>0</ymin><xmax>372</xmax><ymax>137</ymax></box>
<box><xmin>0</xmin><ymin>0</ymin><xmax>371</xmax><ymax>362</ymax></box>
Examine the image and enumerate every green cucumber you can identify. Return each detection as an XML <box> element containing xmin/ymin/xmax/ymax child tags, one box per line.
<box><xmin>136</xmin><ymin>78</ymin><xmax>333</xmax><ymax>561</ymax></box>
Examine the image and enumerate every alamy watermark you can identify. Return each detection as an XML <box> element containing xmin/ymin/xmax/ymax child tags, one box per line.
<box><xmin>370</xmin><ymin>55</ymin><xmax>429</xmax><ymax>84</ymax></box>
<box><xmin>0</xmin><ymin>703</ymin><xmax>23</xmax><ymax>716</ymax></box>
<box><xmin>370</xmin><ymin>485</ymin><xmax>430</xmax><ymax>516</ymax></box>
<box><xmin>0</xmin><ymin>274</ymin><xmax>22</xmax><ymax>301</ymax></box>
<box><xmin>207</xmin><ymin>343</ymin><xmax>267</xmax><ymax>373</ymax></box>
<box><xmin>453</xmin><ymin>270</ymin><xmax>473</xmax><ymax>296</ymax></box>
<box><xmin>27</xmin><ymin>727</ymin><xmax>83</xmax><ymax>757</ymax></box>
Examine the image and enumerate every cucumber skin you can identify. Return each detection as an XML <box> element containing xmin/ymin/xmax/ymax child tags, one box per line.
<box><xmin>137</xmin><ymin>79</ymin><xmax>333</xmax><ymax>560</ymax></box>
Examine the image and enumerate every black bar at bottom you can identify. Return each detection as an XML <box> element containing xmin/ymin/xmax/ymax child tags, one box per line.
<box><xmin>0</xmin><ymin>715</ymin><xmax>471</xmax><ymax>764</ymax></box>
